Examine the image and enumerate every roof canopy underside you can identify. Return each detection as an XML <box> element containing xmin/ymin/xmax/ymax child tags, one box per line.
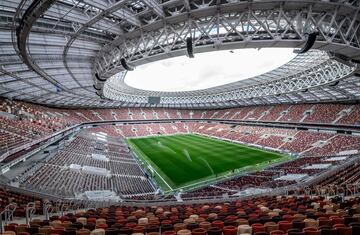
<box><xmin>0</xmin><ymin>0</ymin><xmax>360</xmax><ymax>108</ymax></box>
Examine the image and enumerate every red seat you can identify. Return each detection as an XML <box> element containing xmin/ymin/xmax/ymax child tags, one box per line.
<box><xmin>252</xmin><ymin>223</ymin><xmax>266</xmax><ymax>234</ymax></box>
<box><xmin>222</xmin><ymin>226</ymin><xmax>237</xmax><ymax>235</ymax></box>
<box><xmin>334</xmin><ymin>227</ymin><xmax>352</xmax><ymax>235</ymax></box>
<box><xmin>270</xmin><ymin>230</ymin><xmax>285</xmax><ymax>235</ymax></box>
<box><xmin>303</xmin><ymin>227</ymin><xmax>320</xmax><ymax>235</ymax></box>
<box><xmin>211</xmin><ymin>221</ymin><xmax>224</xmax><ymax>229</ymax></box>
<box><xmin>278</xmin><ymin>221</ymin><xmax>292</xmax><ymax>232</ymax></box>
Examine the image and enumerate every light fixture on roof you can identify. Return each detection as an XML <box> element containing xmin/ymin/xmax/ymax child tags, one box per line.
<box><xmin>55</xmin><ymin>84</ymin><xmax>61</xmax><ymax>93</ymax></box>
<box><xmin>186</xmin><ymin>37</ymin><xmax>194</xmax><ymax>58</ymax></box>
<box><xmin>329</xmin><ymin>81</ymin><xmax>339</xmax><ymax>87</ymax></box>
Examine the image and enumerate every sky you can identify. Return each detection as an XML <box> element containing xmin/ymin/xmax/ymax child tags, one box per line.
<box><xmin>124</xmin><ymin>48</ymin><xmax>296</xmax><ymax>92</ymax></box>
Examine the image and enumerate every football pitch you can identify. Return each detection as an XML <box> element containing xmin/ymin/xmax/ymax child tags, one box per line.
<box><xmin>127</xmin><ymin>134</ymin><xmax>289</xmax><ymax>191</ymax></box>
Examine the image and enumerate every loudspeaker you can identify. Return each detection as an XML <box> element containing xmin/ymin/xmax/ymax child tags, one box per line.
<box><xmin>93</xmin><ymin>84</ymin><xmax>101</xmax><ymax>90</ymax></box>
<box><xmin>298</xmin><ymin>32</ymin><xmax>318</xmax><ymax>54</ymax></box>
<box><xmin>120</xmin><ymin>58</ymin><xmax>134</xmax><ymax>71</ymax></box>
<box><xmin>186</xmin><ymin>37</ymin><xmax>194</xmax><ymax>58</ymax></box>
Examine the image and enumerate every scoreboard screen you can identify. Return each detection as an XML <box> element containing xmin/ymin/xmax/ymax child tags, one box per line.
<box><xmin>148</xmin><ymin>96</ymin><xmax>160</xmax><ymax>104</ymax></box>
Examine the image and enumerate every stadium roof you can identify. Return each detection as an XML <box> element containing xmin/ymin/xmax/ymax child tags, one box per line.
<box><xmin>0</xmin><ymin>0</ymin><xmax>360</xmax><ymax>108</ymax></box>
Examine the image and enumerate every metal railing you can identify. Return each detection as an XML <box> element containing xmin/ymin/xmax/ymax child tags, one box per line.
<box><xmin>0</xmin><ymin>203</ymin><xmax>16</xmax><ymax>233</ymax></box>
<box><xmin>2</xmin><ymin>182</ymin><xmax>360</xmax><ymax>227</ymax></box>
<box><xmin>43</xmin><ymin>200</ymin><xmax>52</xmax><ymax>221</ymax></box>
<box><xmin>25</xmin><ymin>202</ymin><xmax>36</xmax><ymax>225</ymax></box>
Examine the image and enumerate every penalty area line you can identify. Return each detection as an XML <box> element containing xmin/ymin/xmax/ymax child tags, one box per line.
<box><xmin>151</xmin><ymin>165</ymin><xmax>173</xmax><ymax>191</ymax></box>
<box><xmin>129</xmin><ymin>140</ymin><xmax>174</xmax><ymax>192</ymax></box>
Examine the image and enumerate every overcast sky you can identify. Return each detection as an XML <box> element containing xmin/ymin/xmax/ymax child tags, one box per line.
<box><xmin>124</xmin><ymin>48</ymin><xmax>296</xmax><ymax>92</ymax></box>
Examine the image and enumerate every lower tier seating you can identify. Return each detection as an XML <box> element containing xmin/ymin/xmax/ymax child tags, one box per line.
<box><xmin>2</xmin><ymin>195</ymin><xmax>360</xmax><ymax>235</ymax></box>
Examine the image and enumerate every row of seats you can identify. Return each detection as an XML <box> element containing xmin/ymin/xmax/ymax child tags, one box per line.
<box><xmin>3</xmin><ymin>195</ymin><xmax>360</xmax><ymax>235</ymax></box>
<box><xmin>17</xmin><ymin>129</ymin><xmax>156</xmax><ymax>197</ymax></box>
<box><xmin>0</xmin><ymin>188</ymin><xmax>44</xmax><ymax>217</ymax></box>
<box><xmin>306</xmin><ymin>161</ymin><xmax>360</xmax><ymax>196</ymax></box>
<box><xmin>2</xmin><ymin>99</ymin><xmax>360</xmax><ymax>132</ymax></box>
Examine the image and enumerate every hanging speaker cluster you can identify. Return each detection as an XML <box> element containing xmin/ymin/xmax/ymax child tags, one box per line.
<box><xmin>186</xmin><ymin>37</ymin><xmax>194</xmax><ymax>58</ymax></box>
<box><xmin>120</xmin><ymin>58</ymin><xmax>134</xmax><ymax>71</ymax></box>
<box><xmin>95</xmin><ymin>89</ymin><xmax>107</xmax><ymax>100</ymax></box>
<box><xmin>94</xmin><ymin>73</ymin><xmax>105</xmax><ymax>92</ymax></box>
<box><xmin>95</xmin><ymin>73</ymin><xmax>106</xmax><ymax>82</ymax></box>
<box><xmin>94</xmin><ymin>73</ymin><xmax>106</xmax><ymax>99</ymax></box>
<box><xmin>298</xmin><ymin>32</ymin><xmax>318</xmax><ymax>54</ymax></box>
<box><xmin>93</xmin><ymin>84</ymin><xmax>101</xmax><ymax>91</ymax></box>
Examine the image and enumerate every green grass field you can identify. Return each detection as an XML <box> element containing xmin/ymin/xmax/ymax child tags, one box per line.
<box><xmin>127</xmin><ymin>134</ymin><xmax>288</xmax><ymax>191</ymax></box>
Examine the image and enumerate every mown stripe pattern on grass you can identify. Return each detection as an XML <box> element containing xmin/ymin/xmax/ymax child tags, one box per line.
<box><xmin>128</xmin><ymin>134</ymin><xmax>283</xmax><ymax>188</ymax></box>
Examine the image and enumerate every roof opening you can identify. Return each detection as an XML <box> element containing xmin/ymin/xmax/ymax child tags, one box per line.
<box><xmin>124</xmin><ymin>48</ymin><xmax>296</xmax><ymax>92</ymax></box>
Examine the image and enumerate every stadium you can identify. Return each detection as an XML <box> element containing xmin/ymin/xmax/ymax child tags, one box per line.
<box><xmin>1</xmin><ymin>0</ymin><xmax>360</xmax><ymax>234</ymax></box>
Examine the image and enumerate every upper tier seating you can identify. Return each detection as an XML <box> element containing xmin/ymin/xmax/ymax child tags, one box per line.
<box><xmin>337</xmin><ymin>105</ymin><xmax>360</xmax><ymax>125</ymax></box>
<box><xmin>2</xmin><ymin>98</ymin><xmax>360</xmax><ymax>127</ymax></box>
